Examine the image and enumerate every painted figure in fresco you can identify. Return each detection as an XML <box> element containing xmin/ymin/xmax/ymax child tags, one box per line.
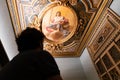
<box><xmin>69</xmin><ymin>0</ymin><xmax>78</xmax><ymax>5</ymax></box>
<box><xmin>46</xmin><ymin>11</ymin><xmax>70</xmax><ymax>41</ymax></box>
<box><xmin>76</xmin><ymin>18</ymin><xmax>84</xmax><ymax>36</ymax></box>
<box><xmin>29</xmin><ymin>14</ymin><xmax>40</xmax><ymax>30</ymax></box>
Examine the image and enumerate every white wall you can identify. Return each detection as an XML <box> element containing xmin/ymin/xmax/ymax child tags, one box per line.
<box><xmin>55</xmin><ymin>58</ymin><xmax>87</xmax><ymax>80</ymax></box>
<box><xmin>80</xmin><ymin>48</ymin><xmax>100</xmax><ymax>80</ymax></box>
<box><xmin>0</xmin><ymin>0</ymin><xmax>18</xmax><ymax>60</ymax></box>
<box><xmin>110</xmin><ymin>0</ymin><xmax>120</xmax><ymax>16</ymax></box>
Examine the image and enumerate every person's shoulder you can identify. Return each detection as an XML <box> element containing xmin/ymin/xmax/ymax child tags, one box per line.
<box><xmin>40</xmin><ymin>50</ymin><xmax>55</xmax><ymax>60</ymax></box>
<box><xmin>40</xmin><ymin>50</ymin><xmax>53</xmax><ymax>57</ymax></box>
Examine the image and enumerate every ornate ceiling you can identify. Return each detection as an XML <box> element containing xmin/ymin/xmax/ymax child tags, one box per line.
<box><xmin>7</xmin><ymin>0</ymin><xmax>105</xmax><ymax>57</ymax></box>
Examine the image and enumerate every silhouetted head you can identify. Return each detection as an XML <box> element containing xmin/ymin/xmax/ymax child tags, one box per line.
<box><xmin>16</xmin><ymin>27</ymin><xmax>45</xmax><ymax>52</ymax></box>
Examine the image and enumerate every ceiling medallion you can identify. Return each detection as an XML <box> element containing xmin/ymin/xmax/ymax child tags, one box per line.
<box><xmin>38</xmin><ymin>1</ymin><xmax>78</xmax><ymax>56</ymax></box>
<box><xmin>39</xmin><ymin>1</ymin><xmax>78</xmax><ymax>44</ymax></box>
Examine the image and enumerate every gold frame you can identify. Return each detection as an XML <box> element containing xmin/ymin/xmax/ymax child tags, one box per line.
<box><xmin>6</xmin><ymin>0</ymin><xmax>22</xmax><ymax>37</ymax></box>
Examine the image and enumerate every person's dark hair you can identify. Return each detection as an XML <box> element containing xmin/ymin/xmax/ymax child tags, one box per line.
<box><xmin>16</xmin><ymin>27</ymin><xmax>45</xmax><ymax>52</ymax></box>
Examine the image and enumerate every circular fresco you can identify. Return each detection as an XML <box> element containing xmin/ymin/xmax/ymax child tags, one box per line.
<box><xmin>40</xmin><ymin>5</ymin><xmax>78</xmax><ymax>44</ymax></box>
